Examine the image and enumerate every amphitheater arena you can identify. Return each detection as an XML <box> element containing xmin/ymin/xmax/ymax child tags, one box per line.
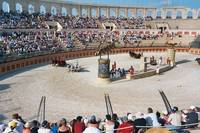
<box><xmin>0</xmin><ymin>0</ymin><xmax>200</xmax><ymax>132</ymax></box>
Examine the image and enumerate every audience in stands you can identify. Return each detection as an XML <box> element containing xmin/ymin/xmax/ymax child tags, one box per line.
<box><xmin>1</xmin><ymin>105</ymin><xmax>199</xmax><ymax>133</ymax></box>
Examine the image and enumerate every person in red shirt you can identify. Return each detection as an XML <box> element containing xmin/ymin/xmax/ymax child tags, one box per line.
<box><xmin>74</xmin><ymin>116</ymin><xmax>85</xmax><ymax>133</ymax></box>
<box><xmin>117</xmin><ymin>116</ymin><xmax>134</xmax><ymax>133</ymax></box>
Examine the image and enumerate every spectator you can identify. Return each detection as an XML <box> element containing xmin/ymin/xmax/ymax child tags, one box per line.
<box><xmin>134</xmin><ymin>112</ymin><xmax>146</xmax><ymax>133</ymax></box>
<box><xmin>145</xmin><ymin>107</ymin><xmax>160</xmax><ymax>127</ymax></box>
<box><xmin>51</xmin><ymin>123</ymin><xmax>58</xmax><ymax>133</ymax></box>
<box><xmin>104</xmin><ymin>114</ymin><xmax>115</xmax><ymax>133</ymax></box>
<box><xmin>23</xmin><ymin>122</ymin><xmax>31</xmax><ymax>133</ymax></box>
<box><xmin>58</xmin><ymin>118</ymin><xmax>70</xmax><ymax>133</ymax></box>
<box><xmin>117</xmin><ymin>116</ymin><xmax>134</xmax><ymax>133</ymax></box>
<box><xmin>112</xmin><ymin>114</ymin><xmax>120</xmax><ymax>133</ymax></box>
<box><xmin>11</xmin><ymin>113</ymin><xmax>25</xmax><ymax>133</ymax></box>
<box><xmin>167</xmin><ymin>106</ymin><xmax>182</xmax><ymax>126</ymax></box>
<box><xmin>38</xmin><ymin>120</ymin><xmax>52</xmax><ymax>133</ymax></box>
<box><xmin>3</xmin><ymin>120</ymin><xmax>19</xmax><ymax>133</ymax></box>
<box><xmin>83</xmin><ymin>115</ymin><xmax>101</xmax><ymax>133</ymax></box>
<box><xmin>30</xmin><ymin>120</ymin><xmax>39</xmax><ymax>133</ymax></box>
<box><xmin>74</xmin><ymin>116</ymin><xmax>85</xmax><ymax>133</ymax></box>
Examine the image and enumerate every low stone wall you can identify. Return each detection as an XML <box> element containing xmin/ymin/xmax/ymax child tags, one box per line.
<box><xmin>189</xmin><ymin>48</ymin><xmax>200</xmax><ymax>55</ymax></box>
<box><xmin>126</xmin><ymin>65</ymin><xmax>172</xmax><ymax>80</ymax></box>
<box><xmin>0</xmin><ymin>47</ymin><xmax>194</xmax><ymax>74</ymax></box>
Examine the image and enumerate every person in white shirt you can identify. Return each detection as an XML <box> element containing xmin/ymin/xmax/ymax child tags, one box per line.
<box><xmin>38</xmin><ymin>120</ymin><xmax>52</xmax><ymax>133</ymax></box>
<box><xmin>168</xmin><ymin>107</ymin><xmax>182</xmax><ymax>126</ymax></box>
<box><xmin>145</xmin><ymin>107</ymin><xmax>160</xmax><ymax>127</ymax></box>
<box><xmin>83</xmin><ymin>115</ymin><xmax>101</xmax><ymax>133</ymax></box>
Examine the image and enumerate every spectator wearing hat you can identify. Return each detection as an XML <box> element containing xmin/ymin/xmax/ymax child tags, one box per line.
<box><xmin>58</xmin><ymin>118</ymin><xmax>70</xmax><ymax>133</ymax></box>
<box><xmin>83</xmin><ymin>115</ymin><xmax>101</xmax><ymax>133</ymax></box>
<box><xmin>38</xmin><ymin>120</ymin><xmax>52</xmax><ymax>133</ymax></box>
<box><xmin>12</xmin><ymin>113</ymin><xmax>25</xmax><ymax>133</ymax></box>
<box><xmin>3</xmin><ymin>120</ymin><xmax>19</xmax><ymax>133</ymax></box>
<box><xmin>23</xmin><ymin>122</ymin><xmax>31</xmax><ymax>133</ymax></box>
<box><xmin>74</xmin><ymin>116</ymin><xmax>85</xmax><ymax>133</ymax></box>
<box><xmin>116</xmin><ymin>116</ymin><xmax>134</xmax><ymax>133</ymax></box>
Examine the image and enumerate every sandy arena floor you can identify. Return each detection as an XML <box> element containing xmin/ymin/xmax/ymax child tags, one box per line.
<box><xmin>0</xmin><ymin>52</ymin><xmax>200</xmax><ymax>122</ymax></box>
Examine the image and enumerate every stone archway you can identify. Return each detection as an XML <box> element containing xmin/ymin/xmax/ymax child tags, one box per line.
<box><xmin>72</xmin><ymin>8</ymin><xmax>78</xmax><ymax>16</ymax></box>
<box><xmin>146</xmin><ymin>10</ymin><xmax>152</xmax><ymax>17</ymax></box>
<box><xmin>81</xmin><ymin>8</ymin><xmax>87</xmax><ymax>17</ymax></box>
<box><xmin>128</xmin><ymin>9</ymin><xmax>132</xmax><ymax>18</ymax></box>
<box><xmin>2</xmin><ymin>1</ymin><xmax>10</xmax><ymax>12</ymax></box>
<box><xmin>156</xmin><ymin>10</ymin><xmax>161</xmax><ymax>18</ymax></box>
<box><xmin>100</xmin><ymin>8</ymin><xmax>106</xmax><ymax>17</ymax></box>
<box><xmin>166</xmin><ymin>10</ymin><xmax>172</xmax><ymax>19</ymax></box>
<box><xmin>40</xmin><ymin>5</ymin><xmax>46</xmax><ymax>14</ymax></box>
<box><xmin>198</xmin><ymin>11</ymin><xmax>200</xmax><ymax>18</ymax></box>
<box><xmin>28</xmin><ymin>4</ymin><xmax>34</xmax><ymax>14</ymax></box>
<box><xmin>136</xmin><ymin>9</ymin><xmax>143</xmax><ymax>17</ymax></box>
<box><xmin>61</xmin><ymin>7</ymin><xmax>67</xmax><ymax>16</ymax></box>
<box><xmin>51</xmin><ymin>6</ymin><xmax>57</xmax><ymax>15</ymax></box>
<box><xmin>16</xmin><ymin>3</ymin><xmax>22</xmax><ymax>13</ymax></box>
<box><xmin>91</xmin><ymin>8</ymin><xmax>96</xmax><ymax>17</ymax></box>
<box><xmin>187</xmin><ymin>10</ymin><xmax>193</xmax><ymax>19</ymax></box>
<box><xmin>176</xmin><ymin>10</ymin><xmax>182</xmax><ymax>19</ymax></box>
<box><xmin>110</xmin><ymin>8</ymin><xmax>116</xmax><ymax>17</ymax></box>
<box><xmin>119</xmin><ymin>8</ymin><xmax>125</xmax><ymax>18</ymax></box>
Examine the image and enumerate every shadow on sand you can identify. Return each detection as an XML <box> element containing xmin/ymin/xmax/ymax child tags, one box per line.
<box><xmin>0</xmin><ymin>63</ymin><xmax>48</xmax><ymax>81</ymax></box>
<box><xmin>176</xmin><ymin>59</ymin><xmax>191</xmax><ymax>65</ymax></box>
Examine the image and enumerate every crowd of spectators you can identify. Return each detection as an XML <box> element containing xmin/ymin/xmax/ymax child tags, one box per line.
<box><xmin>0</xmin><ymin>31</ymin><xmax>62</xmax><ymax>56</ymax></box>
<box><xmin>0</xmin><ymin>29</ymin><xmax>165</xmax><ymax>57</ymax></box>
<box><xmin>100</xmin><ymin>16</ymin><xmax>147</xmax><ymax>29</ymax></box>
<box><xmin>0</xmin><ymin>106</ymin><xmax>199</xmax><ymax>133</ymax></box>
<box><xmin>0</xmin><ymin>10</ymin><xmax>148</xmax><ymax>29</ymax></box>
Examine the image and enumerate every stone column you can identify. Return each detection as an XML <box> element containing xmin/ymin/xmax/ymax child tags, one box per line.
<box><xmin>77</xmin><ymin>5</ymin><xmax>81</xmax><ymax>17</ymax></box>
<box><xmin>56</xmin><ymin>4</ymin><xmax>62</xmax><ymax>15</ymax></box>
<box><xmin>9</xmin><ymin>1</ymin><xmax>16</xmax><ymax>12</ymax></box>
<box><xmin>116</xmin><ymin>8</ymin><xmax>119</xmax><ymax>17</ymax></box>
<box><xmin>192</xmin><ymin>9</ymin><xmax>198</xmax><ymax>19</ymax></box>
<box><xmin>172</xmin><ymin>9</ymin><xmax>177</xmax><ymax>19</ymax></box>
<box><xmin>182</xmin><ymin>10</ymin><xmax>187</xmax><ymax>19</ymax></box>
<box><xmin>96</xmin><ymin>7</ymin><xmax>100</xmax><ymax>17</ymax></box>
<box><xmin>67</xmin><ymin>5</ymin><xmax>72</xmax><ymax>16</ymax></box>
<box><xmin>131</xmin><ymin>8</ymin><xmax>136</xmax><ymax>18</ymax></box>
<box><xmin>34</xmin><ymin>0</ymin><xmax>40</xmax><ymax>13</ymax></box>
<box><xmin>46</xmin><ymin>3</ymin><xmax>51</xmax><ymax>14</ymax></box>
<box><xmin>0</xmin><ymin>0</ymin><xmax>3</xmax><ymax>11</ymax></box>
<box><xmin>106</xmin><ymin>7</ymin><xmax>110</xmax><ymax>18</ymax></box>
<box><xmin>143</xmin><ymin>9</ymin><xmax>146</xmax><ymax>18</ymax></box>
<box><xmin>152</xmin><ymin>9</ymin><xmax>157</xmax><ymax>19</ymax></box>
<box><xmin>88</xmin><ymin>6</ymin><xmax>91</xmax><ymax>17</ymax></box>
<box><xmin>161</xmin><ymin>9</ymin><xmax>166</xmax><ymax>19</ymax></box>
<box><xmin>125</xmin><ymin>8</ymin><xmax>128</xmax><ymax>18</ymax></box>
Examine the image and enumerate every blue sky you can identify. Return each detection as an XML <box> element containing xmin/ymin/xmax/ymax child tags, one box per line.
<box><xmin>66</xmin><ymin>0</ymin><xmax>200</xmax><ymax>8</ymax></box>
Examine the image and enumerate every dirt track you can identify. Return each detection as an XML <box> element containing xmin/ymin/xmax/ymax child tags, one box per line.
<box><xmin>0</xmin><ymin>52</ymin><xmax>200</xmax><ymax>122</ymax></box>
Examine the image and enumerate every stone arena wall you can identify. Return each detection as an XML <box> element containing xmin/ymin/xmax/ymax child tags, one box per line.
<box><xmin>0</xmin><ymin>47</ymin><xmax>199</xmax><ymax>74</ymax></box>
